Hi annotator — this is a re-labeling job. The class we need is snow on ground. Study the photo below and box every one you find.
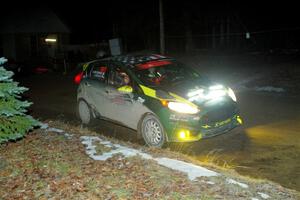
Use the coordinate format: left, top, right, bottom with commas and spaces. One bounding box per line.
155, 157, 218, 180
251, 192, 271, 200
80, 136, 153, 161
233, 82, 286, 93
232, 75, 286, 93
258, 192, 270, 199
226, 178, 249, 189
254, 86, 285, 92
232, 74, 264, 92
80, 136, 277, 198
40, 123, 73, 139
39, 124, 274, 199
78, 135, 256, 189
39, 123, 49, 130
46, 127, 64, 133
80, 136, 218, 180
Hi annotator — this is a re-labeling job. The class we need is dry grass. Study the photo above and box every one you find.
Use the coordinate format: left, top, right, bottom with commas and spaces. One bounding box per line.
1, 121, 299, 199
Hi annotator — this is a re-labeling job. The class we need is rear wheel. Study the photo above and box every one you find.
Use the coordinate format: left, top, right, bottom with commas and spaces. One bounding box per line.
78, 100, 93, 125
140, 114, 166, 148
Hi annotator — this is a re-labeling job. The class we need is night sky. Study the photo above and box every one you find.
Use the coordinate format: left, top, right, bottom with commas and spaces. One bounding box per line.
2, 1, 300, 46
54, 1, 300, 45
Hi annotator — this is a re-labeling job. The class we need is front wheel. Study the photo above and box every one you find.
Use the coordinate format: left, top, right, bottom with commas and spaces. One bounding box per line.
140, 114, 166, 148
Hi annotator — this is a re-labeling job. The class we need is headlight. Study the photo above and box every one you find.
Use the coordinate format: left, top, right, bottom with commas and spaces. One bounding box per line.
209, 84, 224, 90
228, 88, 237, 102
206, 90, 227, 99
168, 102, 199, 114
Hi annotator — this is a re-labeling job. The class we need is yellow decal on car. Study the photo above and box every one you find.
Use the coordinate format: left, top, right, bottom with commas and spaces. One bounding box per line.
118, 85, 133, 93
139, 84, 198, 108
202, 124, 211, 129
215, 118, 231, 127
139, 85, 157, 99
83, 63, 89, 71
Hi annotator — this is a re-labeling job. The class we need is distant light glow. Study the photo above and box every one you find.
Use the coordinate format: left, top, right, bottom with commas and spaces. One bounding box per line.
246, 32, 251, 39
45, 38, 57, 42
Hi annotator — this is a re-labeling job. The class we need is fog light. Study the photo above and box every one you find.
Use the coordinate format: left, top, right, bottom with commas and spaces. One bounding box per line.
237, 115, 243, 124
178, 130, 190, 139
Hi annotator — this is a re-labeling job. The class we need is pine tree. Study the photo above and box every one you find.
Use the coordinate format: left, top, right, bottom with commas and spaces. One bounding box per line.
0, 57, 38, 143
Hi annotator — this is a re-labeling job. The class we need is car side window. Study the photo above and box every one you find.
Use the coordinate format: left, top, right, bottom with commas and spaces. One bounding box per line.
108, 66, 131, 88
90, 62, 108, 82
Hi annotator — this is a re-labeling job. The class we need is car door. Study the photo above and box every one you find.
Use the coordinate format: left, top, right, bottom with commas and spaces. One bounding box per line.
85, 61, 111, 118
103, 64, 149, 129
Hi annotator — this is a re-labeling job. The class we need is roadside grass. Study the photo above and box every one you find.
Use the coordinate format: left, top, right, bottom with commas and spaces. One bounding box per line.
0, 121, 299, 199
200, 149, 238, 169
0, 129, 208, 199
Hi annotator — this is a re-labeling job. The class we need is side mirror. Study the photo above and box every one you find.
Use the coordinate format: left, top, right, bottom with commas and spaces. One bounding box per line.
117, 85, 133, 93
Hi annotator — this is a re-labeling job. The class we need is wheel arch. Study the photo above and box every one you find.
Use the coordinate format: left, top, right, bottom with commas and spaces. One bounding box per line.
77, 98, 99, 119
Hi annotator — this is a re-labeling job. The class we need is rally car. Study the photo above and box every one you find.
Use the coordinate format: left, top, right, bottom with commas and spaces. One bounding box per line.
75, 54, 242, 147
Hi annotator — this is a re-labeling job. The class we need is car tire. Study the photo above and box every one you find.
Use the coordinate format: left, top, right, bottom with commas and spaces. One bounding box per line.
78, 100, 94, 125
140, 114, 166, 148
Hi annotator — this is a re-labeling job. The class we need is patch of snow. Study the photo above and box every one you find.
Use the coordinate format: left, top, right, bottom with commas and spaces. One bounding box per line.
63, 133, 73, 139
251, 198, 259, 200
232, 74, 263, 92
39, 123, 49, 129
206, 181, 215, 185
40, 124, 73, 138
80, 136, 153, 161
155, 157, 219, 180
237, 74, 262, 85
226, 178, 249, 189
46, 127, 64, 133
258, 192, 270, 199
201, 180, 216, 185
254, 86, 285, 92
80, 136, 219, 181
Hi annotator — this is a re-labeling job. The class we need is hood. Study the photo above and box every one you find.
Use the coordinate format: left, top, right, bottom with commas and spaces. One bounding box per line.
161, 78, 213, 97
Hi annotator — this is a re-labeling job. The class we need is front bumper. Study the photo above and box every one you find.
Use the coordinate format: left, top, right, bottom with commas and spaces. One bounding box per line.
167, 114, 242, 142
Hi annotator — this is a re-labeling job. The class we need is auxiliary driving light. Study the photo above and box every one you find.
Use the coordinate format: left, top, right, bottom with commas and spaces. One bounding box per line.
237, 115, 243, 124
178, 130, 190, 140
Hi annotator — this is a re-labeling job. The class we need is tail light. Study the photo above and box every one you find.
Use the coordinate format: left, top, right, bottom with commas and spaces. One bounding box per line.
74, 72, 83, 84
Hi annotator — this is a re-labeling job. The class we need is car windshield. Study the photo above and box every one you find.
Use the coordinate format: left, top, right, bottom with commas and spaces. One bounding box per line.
134, 60, 201, 87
